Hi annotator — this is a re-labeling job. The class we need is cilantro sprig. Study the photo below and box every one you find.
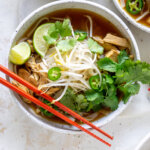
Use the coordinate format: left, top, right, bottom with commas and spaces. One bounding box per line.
43, 19, 76, 52
97, 50, 150, 104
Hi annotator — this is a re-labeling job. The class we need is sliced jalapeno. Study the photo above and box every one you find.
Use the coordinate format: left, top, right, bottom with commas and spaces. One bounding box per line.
75, 30, 87, 41
126, 0, 143, 15
89, 75, 100, 90
48, 67, 61, 81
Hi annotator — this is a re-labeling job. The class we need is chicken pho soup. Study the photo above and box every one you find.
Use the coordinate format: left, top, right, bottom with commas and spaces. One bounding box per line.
9, 9, 150, 124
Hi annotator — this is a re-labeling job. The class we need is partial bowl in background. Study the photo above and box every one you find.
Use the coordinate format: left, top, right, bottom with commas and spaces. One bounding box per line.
7, 0, 140, 133
135, 133, 150, 150
113, 0, 150, 33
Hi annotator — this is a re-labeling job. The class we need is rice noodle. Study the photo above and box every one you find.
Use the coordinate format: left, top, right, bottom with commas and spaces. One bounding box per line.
69, 20, 75, 37
49, 17, 64, 21
136, 11, 149, 21
85, 15, 93, 37
92, 54, 97, 63
62, 71, 83, 78
42, 58, 48, 67
52, 84, 68, 103
19, 37, 29, 42
26, 17, 50, 37
55, 47, 65, 64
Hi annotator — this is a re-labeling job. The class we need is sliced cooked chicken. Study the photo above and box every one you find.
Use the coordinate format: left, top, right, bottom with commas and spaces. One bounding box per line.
25, 56, 41, 72
103, 34, 130, 48
105, 49, 120, 62
27, 39, 35, 53
12, 80, 33, 103
18, 68, 30, 81
129, 55, 134, 60
46, 87, 60, 95
93, 36, 117, 51
93, 36, 104, 44
147, 16, 150, 24
18, 68, 38, 86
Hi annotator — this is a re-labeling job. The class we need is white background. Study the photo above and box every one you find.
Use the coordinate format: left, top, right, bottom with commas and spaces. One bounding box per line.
0, 0, 150, 150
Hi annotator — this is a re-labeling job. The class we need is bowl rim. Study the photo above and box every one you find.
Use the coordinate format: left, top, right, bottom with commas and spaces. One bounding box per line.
135, 132, 150, 150
7, 0, 140, 133
113, 0, 150, 33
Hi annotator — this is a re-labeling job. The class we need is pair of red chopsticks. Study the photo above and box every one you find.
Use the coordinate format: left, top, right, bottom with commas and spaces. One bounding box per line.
0, 64, 113, 146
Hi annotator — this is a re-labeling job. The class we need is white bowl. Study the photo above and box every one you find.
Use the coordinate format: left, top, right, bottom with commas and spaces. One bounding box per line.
113, 0, 150, 33
135, 133, 150, 150
7, 0, 140, 133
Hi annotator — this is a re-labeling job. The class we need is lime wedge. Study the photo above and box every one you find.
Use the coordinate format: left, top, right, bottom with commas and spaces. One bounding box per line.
9, 42, 31, 65
33, 23, 52, 57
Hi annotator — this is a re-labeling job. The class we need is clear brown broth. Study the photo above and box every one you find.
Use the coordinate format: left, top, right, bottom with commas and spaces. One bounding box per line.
19, 9, 123, 124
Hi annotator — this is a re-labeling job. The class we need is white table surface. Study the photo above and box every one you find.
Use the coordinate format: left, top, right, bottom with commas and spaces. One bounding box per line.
0, 0, 150, 150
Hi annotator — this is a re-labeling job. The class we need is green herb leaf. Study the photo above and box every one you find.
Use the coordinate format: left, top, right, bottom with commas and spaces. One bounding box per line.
118, 82, 140, 103
116, 60, 150, 84
118, 86, 131, 104
85, 90, 104, 102
43, 35, 57, 45
85, 90, 104, 112
103, 95, 119, 111
57, 39, 76, 52
40, 100, 53, 117
97, 57, 118, 72
75, 94, 89, 111
60, 88, 76, 111
88, 38, 104, 54
44, 19, 72, 45
55, 19, 72, 37
104, 74, 114, 84
125, 82, 140, 95
43, 23, 59, 45
118, 50, 129, 64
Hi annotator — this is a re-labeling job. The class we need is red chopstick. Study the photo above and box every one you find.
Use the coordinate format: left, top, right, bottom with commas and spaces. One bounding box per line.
0, 77, 111, 146
0, 65, 113, 140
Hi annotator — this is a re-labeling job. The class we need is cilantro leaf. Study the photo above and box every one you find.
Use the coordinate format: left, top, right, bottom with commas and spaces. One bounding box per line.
118, 86, 131, 103
118, 50, 129, 64
55, 19, 72, 37
118, 82, 140, 103
103, 95, 119, 111
43, 19, 72, 45
60, 88, 76, 111
60, 89, 89, 112
43, 35, 57, 45
88, 38, 104, 54
75, 94, 89, 111
43, 23, 59, 45
99, 75, 118, 110
85, 90, 104, 112
56, 39, 76, 52
85, 90, 104, 102
125, 82, 140, 95
97, 57, 118, 72
104, 74, 114, 84
116, 60, 150, 84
